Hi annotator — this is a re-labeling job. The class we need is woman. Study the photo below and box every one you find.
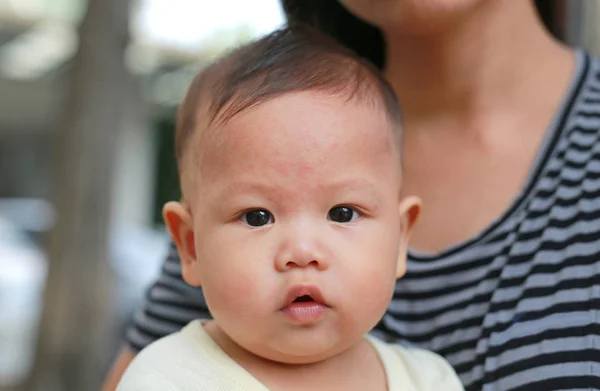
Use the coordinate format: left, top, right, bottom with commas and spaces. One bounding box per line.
105, 1, 600, 390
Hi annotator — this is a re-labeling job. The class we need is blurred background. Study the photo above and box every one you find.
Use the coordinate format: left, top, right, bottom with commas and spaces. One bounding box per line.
0, 1, 598, 390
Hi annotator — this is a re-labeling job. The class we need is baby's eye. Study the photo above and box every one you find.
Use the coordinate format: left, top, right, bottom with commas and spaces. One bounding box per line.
240, 209, 273, 227
328, 206, 359, 223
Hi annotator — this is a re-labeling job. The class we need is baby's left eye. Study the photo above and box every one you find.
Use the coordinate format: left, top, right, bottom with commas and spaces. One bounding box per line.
328, 206, 359, 223
240, 209, 273, 227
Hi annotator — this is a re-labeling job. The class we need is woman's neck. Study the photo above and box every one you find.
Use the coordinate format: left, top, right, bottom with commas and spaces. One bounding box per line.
384, 0, 573, 124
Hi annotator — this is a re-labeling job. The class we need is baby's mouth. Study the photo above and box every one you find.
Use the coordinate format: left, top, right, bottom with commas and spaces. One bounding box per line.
280, 286, 329, 324
293, 295, 315, 303
281, 284, 329, 309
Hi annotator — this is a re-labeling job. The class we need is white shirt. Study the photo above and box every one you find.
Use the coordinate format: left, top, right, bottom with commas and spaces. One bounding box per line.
117, 320, 464, 391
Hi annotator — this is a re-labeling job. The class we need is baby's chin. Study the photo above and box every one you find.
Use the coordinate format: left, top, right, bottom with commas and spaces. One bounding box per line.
241, 331, 362, 365
207, 318, 372, 366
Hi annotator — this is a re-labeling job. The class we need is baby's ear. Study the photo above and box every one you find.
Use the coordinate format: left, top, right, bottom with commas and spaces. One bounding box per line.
396, 196, 421, 279
163, 201, 202, 286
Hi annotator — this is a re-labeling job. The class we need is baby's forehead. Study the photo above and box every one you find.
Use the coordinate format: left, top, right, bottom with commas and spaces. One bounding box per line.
175, 27, 404, 203
205, 89, 393, 139
190, 91, 400, 174
179, 94, 402, 204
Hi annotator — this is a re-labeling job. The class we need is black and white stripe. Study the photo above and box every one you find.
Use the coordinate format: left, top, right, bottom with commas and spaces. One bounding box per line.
381, 50, 600, 390
127, 243, 211, 351
127, 50, 600, 390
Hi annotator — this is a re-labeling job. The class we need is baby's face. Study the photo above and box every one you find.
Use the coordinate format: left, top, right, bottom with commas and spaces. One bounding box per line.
169, 91, 419, 364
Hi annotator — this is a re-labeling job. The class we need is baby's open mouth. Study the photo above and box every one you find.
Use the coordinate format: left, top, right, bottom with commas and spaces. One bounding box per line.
281, 287, 328, 324
293, 295, 315, 303
282, 284, 329, 309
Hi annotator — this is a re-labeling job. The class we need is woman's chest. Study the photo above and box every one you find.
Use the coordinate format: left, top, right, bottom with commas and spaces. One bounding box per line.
387, 213, 600, 389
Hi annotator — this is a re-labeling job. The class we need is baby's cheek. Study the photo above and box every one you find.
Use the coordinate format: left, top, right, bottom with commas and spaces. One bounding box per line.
203, 269, 265, 321
350, 256, 398, 308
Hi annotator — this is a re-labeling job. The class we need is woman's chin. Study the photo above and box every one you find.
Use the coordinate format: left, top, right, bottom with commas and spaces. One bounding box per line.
339, 0, 485, 35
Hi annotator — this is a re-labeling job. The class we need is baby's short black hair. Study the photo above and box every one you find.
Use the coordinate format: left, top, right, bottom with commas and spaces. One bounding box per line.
175, 25, 402, 179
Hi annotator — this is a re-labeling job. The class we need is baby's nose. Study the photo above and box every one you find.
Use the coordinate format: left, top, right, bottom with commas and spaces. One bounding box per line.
274, 230, 328, 272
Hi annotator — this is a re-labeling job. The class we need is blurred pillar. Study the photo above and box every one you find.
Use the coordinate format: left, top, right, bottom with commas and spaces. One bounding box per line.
23, 0, 133, 389
565, 0, 600, 55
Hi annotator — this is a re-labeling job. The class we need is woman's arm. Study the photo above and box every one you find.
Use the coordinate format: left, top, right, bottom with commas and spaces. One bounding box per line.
101, 346, 136, 391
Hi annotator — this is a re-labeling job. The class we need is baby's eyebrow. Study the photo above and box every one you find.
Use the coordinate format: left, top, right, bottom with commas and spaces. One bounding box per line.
322, 179, 383, 200
218, 181, 281, 199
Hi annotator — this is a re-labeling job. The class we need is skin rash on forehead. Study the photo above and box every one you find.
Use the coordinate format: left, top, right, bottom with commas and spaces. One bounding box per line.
191, 92, 401, 192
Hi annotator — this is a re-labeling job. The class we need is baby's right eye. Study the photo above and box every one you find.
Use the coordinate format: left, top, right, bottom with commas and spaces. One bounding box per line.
240, 209, 273, 227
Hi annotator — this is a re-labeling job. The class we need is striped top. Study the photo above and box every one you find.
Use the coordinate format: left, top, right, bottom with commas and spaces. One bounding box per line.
127, 50, 600, 390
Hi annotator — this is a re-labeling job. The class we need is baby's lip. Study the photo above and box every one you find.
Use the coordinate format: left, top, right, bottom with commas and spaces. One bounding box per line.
281, 284, 328, 308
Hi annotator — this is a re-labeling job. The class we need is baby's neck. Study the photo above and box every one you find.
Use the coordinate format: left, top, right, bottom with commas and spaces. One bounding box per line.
204, 321, 387, 391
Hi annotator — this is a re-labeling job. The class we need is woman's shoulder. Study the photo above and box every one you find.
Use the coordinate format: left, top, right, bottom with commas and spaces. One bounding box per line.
577, 50, 600, 98
587, 50, 600, 70
547, 49, 600, 150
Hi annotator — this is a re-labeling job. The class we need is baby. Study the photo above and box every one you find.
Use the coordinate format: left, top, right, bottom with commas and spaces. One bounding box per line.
117, 26, 463, 391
